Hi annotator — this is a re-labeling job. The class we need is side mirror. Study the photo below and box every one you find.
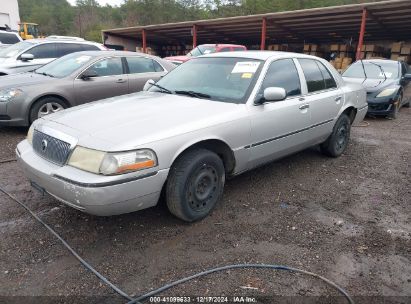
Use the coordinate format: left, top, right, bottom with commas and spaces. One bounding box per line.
143, 79, 155, 91
403, 73, 411, 80
80, 69, 98, 80
20, 53, 34, 61
258, 87, 287, 103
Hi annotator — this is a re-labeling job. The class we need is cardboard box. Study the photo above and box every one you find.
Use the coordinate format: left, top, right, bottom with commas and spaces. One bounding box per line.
342, 57, 352, 64
334, 61, 342, 69
303, 44, 311, 51
397, 55, 410, 63
341, 63, 350, 70
361, 44, 366, 51
400, 46, 411, 55
391, 42, 402, 53
366, 44, 382, 52
391, 54, 399, 60
335, 57, 343, 63
330, 44, 339, 51
311, 44, 318, 51
339, 52, 347, 58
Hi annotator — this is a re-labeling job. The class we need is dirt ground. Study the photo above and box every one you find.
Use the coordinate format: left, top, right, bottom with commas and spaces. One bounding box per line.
0, 109, 410, 304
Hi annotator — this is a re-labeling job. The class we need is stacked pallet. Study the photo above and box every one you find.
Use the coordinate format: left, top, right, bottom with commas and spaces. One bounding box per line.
391, 42, 411, 63
330, 44, 354, 59
330, 57, 352, 70
303, 44, 325, 58
362, 44, 386, 59
267, 44, 288, 51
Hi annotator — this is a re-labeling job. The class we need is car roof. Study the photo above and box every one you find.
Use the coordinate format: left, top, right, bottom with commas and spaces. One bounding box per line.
66, 50, 166, 59
27, 38, 100, 45
203, 51, 325, 61
200, 44, 246, 48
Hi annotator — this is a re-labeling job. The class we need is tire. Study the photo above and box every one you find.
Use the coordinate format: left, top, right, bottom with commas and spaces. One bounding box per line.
320, 113, 351, 158
29, 97, 67, 124
388, 92, 403, 119
166, 149, 225, 222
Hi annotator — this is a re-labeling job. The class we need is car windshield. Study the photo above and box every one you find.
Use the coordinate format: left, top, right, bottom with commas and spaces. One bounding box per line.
0, 41, 35, 58
189, 45, 217, 57
35, 53, 95, 78
149, 57, 263, 103
342, 61, 399, 79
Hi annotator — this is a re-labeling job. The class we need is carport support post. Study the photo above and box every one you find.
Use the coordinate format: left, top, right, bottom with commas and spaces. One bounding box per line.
356, 8, 367, 61
260, 17, 267, 50
142, 29, 147, 53
192, 24, 197, 48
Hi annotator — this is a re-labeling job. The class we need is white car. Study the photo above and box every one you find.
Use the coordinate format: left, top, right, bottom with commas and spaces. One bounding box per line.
0, 36, 107, 76
0, 29, 22, 49
17, 52, 367, 222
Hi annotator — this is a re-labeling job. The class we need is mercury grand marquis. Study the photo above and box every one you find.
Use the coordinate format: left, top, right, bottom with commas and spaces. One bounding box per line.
17, 52, 368, 222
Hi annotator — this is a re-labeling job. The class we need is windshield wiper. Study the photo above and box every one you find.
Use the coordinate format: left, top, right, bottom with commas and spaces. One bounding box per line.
369, 62, 387, 81
35, 71, 55, 78
150, 82, 174, 94
175, 90, 211, 99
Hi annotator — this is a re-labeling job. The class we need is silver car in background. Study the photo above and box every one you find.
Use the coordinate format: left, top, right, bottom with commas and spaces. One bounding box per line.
0, 51, 175, 126
17, 52, 367, 222
0, 37, 106, 76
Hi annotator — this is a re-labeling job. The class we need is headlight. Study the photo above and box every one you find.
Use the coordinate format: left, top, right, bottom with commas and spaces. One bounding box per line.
67, 147, 157, 175
376, 88, 396, 98
0, 88, 23, 102
27, 124, 34, 145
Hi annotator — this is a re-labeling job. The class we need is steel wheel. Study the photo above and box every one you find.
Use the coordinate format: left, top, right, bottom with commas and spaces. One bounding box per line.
38, 102, 65, 118
187, 164, 219, 212
335, 122, 348, 154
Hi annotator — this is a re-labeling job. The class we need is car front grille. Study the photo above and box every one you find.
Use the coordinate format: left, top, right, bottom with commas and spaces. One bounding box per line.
368, 103, 390, 111
32, 130, 71, 166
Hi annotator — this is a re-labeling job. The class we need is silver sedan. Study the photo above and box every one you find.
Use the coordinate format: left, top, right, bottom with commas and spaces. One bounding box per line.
17, 51, 367, 222
0, 50, 175, 126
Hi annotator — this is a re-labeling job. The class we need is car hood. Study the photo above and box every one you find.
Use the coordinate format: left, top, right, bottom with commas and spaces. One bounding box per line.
0, 72, 55, 88
342, 77, 398, 93
42, 91, 245, 149
164, 55, 190, 62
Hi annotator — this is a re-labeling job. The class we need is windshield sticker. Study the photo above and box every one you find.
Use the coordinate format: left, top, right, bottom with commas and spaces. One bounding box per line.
232, 62, 260, 74
241, 73, 253, 79
75, 55, 92, 64
379, 72, 392, 78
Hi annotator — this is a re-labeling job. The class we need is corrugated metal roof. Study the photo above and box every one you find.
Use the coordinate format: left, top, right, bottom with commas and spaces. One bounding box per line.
102, 0, 411, 44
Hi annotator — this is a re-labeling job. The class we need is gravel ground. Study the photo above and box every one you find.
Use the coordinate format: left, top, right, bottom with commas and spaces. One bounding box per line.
0, 109, 410, 304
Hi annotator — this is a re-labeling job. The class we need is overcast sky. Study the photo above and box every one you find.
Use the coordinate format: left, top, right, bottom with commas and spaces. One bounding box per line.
67, 0, 124, 6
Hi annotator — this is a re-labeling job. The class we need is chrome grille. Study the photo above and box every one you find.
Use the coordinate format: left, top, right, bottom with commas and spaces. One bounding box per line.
32, 130, 71, 165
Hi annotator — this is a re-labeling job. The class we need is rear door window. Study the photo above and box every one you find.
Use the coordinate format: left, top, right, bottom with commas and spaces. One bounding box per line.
219, 47, 231, 52
86, 57, 123, 77
298, 58, 326, 93
0, 32, 20, 44
25, 43, 57, 59
316, 61, 337, 89
56, 43, 83, 57
81, 44, 100, 51
232, 47, 245, 51
126, 57, 158, 73
260, 58, 301, 97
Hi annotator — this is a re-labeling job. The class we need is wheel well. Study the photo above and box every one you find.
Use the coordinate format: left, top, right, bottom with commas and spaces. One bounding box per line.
342, 107, 357, 124
177, 139, 236, 174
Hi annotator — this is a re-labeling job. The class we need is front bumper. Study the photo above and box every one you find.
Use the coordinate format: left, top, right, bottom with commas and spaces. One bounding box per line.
0, 99, 28, 127
366, 96, 396, 115
16, 140, 169, 216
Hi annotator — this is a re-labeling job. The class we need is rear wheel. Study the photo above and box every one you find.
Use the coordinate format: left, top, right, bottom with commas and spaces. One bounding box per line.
388, 94, 401, 119
30, 97, 67, 123
166, 149, 225, 222
320, 114, 351, 158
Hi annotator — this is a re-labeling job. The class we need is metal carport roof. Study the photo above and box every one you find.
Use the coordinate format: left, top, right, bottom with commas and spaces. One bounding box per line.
102, 0, 411, 48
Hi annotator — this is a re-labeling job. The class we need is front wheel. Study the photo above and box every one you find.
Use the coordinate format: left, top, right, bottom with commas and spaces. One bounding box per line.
166, 149, 225, 222
29, 97, 67, 124
320, 114, 351, 158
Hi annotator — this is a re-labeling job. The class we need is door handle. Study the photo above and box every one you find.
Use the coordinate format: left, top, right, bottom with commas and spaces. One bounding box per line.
116, 79, 126, 83
335, 96, 342, 102
299, 104, 310, 110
